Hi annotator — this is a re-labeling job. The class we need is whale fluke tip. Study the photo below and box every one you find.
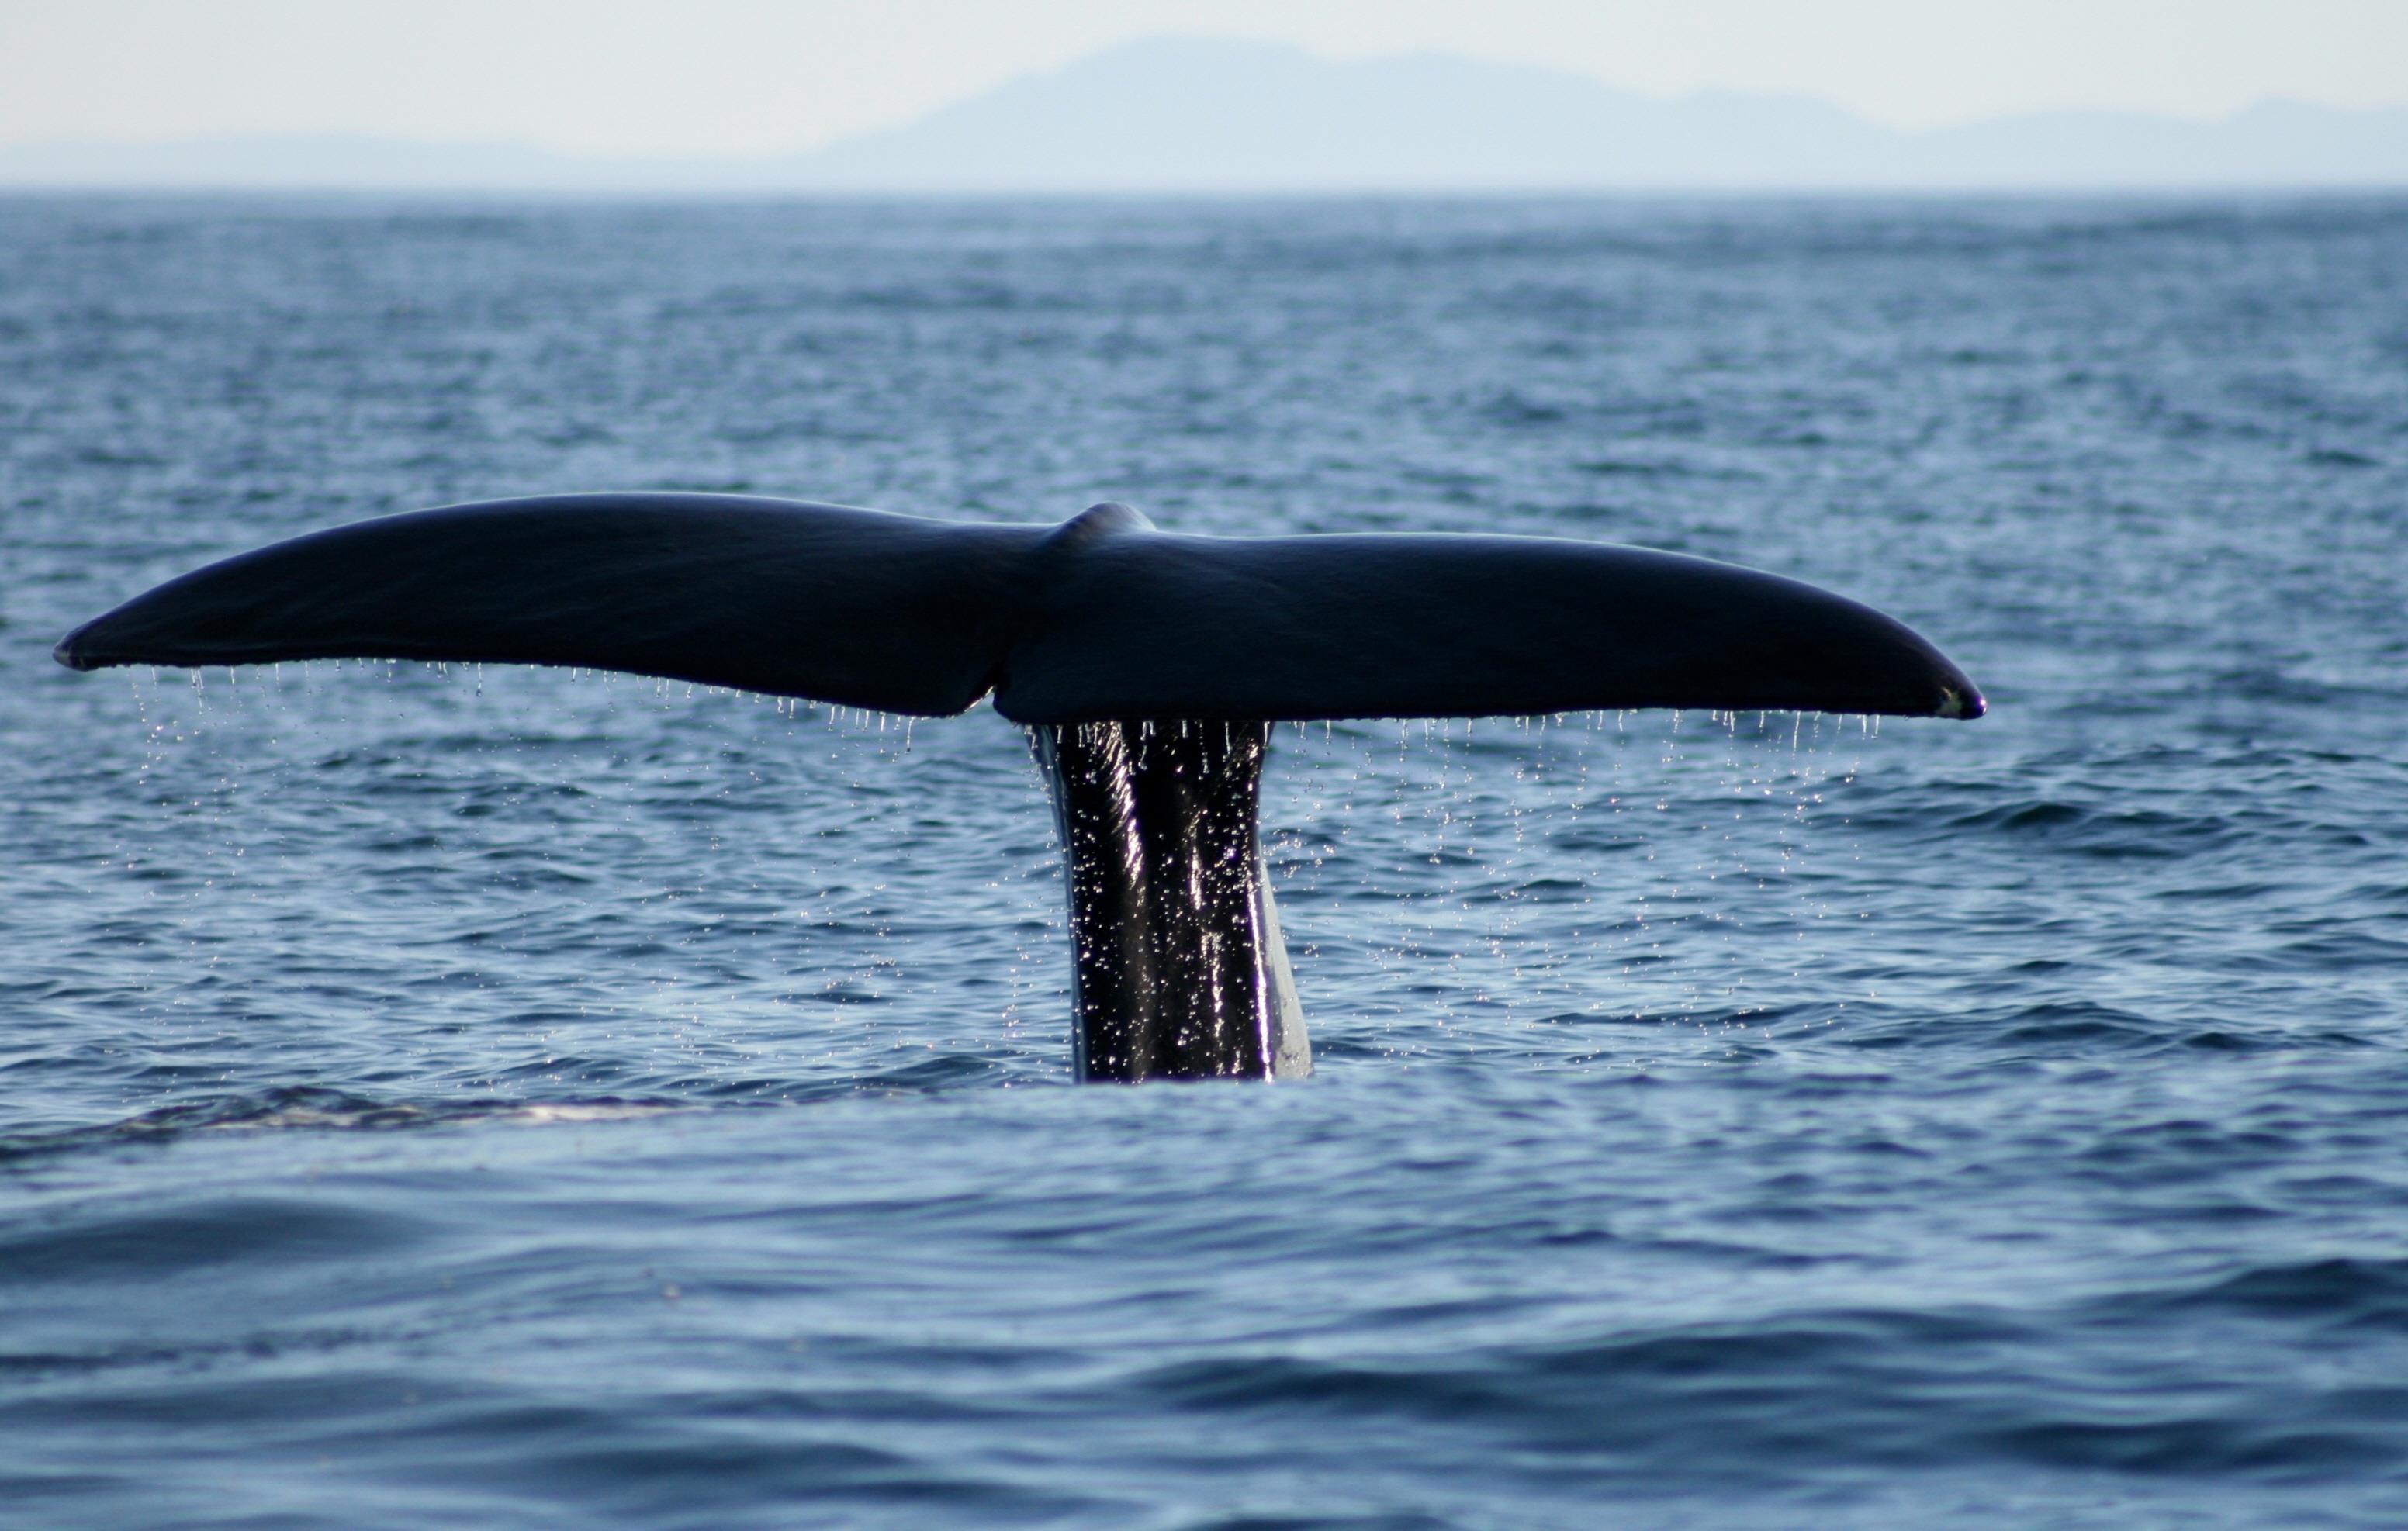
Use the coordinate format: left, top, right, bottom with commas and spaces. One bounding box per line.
53, 628, 99, 671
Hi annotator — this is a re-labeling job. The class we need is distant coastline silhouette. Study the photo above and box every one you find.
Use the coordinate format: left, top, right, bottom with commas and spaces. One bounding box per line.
4, 37, 2403, 192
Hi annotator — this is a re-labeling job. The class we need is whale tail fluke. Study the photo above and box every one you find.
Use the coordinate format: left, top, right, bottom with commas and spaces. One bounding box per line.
54, 494, 1036, 717
56, 494, 1983, 723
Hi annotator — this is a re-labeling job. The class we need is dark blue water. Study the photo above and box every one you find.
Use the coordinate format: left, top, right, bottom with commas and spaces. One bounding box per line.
5, 195, 2407, 1528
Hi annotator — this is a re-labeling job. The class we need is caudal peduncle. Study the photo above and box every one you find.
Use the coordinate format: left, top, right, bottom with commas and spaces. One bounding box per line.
1032, 719, 1309, 1082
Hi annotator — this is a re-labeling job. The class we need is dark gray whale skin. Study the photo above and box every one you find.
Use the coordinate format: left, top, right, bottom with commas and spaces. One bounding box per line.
1035, 720, 1310, 1083
57, 494, 1983, 1082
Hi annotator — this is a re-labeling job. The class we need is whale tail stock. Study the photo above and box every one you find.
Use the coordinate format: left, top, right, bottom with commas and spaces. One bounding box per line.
56, 494, 1984, 1082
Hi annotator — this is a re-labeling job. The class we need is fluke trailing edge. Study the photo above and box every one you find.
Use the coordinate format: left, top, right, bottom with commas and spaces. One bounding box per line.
57, 494, 1984, 1082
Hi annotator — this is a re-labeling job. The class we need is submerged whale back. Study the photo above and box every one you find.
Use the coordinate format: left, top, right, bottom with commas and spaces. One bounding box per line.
56, 494, 1982, 722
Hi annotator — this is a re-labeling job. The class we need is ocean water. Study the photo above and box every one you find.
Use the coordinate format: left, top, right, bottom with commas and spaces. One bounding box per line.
3, 194, 2407, 1528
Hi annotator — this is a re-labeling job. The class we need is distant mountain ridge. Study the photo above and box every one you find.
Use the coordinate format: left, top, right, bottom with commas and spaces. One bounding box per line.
6, 36, 2405, 192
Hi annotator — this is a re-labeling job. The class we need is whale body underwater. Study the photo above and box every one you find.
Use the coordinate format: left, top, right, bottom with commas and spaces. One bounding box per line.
57, 494, 1984, 1082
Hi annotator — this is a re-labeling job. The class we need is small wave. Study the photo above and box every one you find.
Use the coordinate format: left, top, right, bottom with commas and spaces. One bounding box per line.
1994, 1001, 2169, 1052
1139, 1304, 2392, 1481
0, 1086, 680, 1163
2140, 1256, 2408, 1332
1572, 456, 1689, 479
0, 1198, 415, 1284
1831, 1001, 2289, 1061
854, 1053, 1009, 1094
0, 1325, 389, 1381
1936, 799, 2239, 859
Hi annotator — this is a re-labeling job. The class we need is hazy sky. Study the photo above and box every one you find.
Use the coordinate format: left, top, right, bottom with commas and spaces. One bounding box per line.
3, 1, 2403, 154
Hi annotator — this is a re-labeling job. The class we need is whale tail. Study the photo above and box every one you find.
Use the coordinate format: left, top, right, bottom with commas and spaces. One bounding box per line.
57, 493, 1982, 1083
55, 494, 1982, 724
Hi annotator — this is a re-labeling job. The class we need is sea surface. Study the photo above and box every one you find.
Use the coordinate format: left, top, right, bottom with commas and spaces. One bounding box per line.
3, 195, 2406, 1528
